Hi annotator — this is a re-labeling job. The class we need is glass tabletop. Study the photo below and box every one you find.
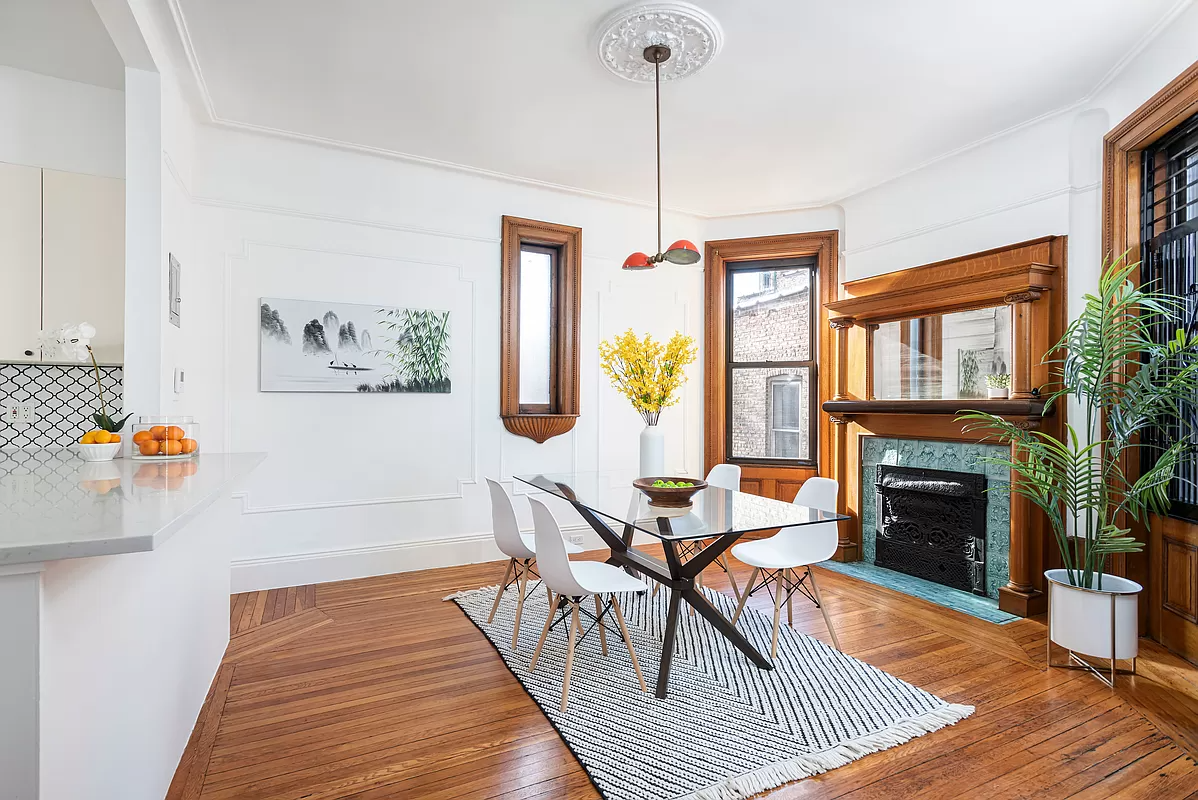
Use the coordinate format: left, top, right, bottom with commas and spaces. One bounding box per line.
513, 470, 847, 541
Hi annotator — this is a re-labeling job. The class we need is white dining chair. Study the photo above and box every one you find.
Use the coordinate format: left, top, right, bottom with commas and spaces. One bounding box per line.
485, 478, 582, 651
526, 497, 648, 712
730, 476, 841, 658
652, 464, 743, 607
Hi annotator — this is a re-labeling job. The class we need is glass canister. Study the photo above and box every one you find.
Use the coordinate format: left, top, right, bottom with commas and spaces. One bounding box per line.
130, 415, 201, 460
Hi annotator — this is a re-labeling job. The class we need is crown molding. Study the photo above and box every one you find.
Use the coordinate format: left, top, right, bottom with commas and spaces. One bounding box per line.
163, 0, 1192, 220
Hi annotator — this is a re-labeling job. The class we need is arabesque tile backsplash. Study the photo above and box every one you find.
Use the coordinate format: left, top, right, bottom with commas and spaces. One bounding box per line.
0, 361, 124, 450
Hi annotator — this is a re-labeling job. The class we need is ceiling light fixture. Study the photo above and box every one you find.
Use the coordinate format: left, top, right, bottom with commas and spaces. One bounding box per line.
622, 44, 700, 270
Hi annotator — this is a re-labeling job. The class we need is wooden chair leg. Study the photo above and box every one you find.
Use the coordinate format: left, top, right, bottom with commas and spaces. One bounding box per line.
771, 569, 785, 659
530, 591, 557, 671
594, 595, 608, 656
651, 581, 661, 599
786, 568, 794, 626
721, 554, 742, 603
732, 567, 759, 624
808, 566, 841, 650
690, 572, 698, 617
611, 595, 647, 692
487, 558, 515, 623
561, 601, 580, 712
512, 559, 530, 650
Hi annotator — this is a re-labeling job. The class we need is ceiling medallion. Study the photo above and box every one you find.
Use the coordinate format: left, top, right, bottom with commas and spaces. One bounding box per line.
595, 2, 724, 83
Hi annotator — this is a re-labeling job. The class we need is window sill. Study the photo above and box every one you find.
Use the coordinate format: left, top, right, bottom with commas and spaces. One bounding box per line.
502, 414, 579, 444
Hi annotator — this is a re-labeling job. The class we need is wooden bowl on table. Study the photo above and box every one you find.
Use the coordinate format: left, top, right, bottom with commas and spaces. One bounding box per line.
633, 477, 708, 509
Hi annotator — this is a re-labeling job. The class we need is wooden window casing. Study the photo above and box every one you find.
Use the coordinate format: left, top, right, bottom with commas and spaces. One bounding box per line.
500, 216, 581, 443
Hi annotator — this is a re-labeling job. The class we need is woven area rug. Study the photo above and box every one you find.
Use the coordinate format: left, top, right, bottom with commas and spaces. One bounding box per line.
448, 583, 973, 800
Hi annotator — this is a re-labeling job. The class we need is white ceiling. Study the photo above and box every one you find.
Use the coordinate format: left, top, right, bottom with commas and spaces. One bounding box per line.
176, 0, 1181, 215
0, 0, 125, 90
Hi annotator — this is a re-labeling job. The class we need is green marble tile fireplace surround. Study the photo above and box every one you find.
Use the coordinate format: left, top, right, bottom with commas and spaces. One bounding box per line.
839, 436, 1014, 619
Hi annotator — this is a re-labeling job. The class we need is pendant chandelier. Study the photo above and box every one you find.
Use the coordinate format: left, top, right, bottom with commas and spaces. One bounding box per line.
622, 44, 700, 270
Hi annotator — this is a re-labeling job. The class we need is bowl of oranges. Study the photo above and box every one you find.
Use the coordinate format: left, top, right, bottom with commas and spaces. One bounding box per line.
77, 429, 122, 461
130, 416, 200, 460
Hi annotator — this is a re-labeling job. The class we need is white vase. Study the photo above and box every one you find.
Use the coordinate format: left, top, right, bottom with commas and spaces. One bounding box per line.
1045, 568, 1141, 662
639, 424, 665, 478
987, 387, 1009, 399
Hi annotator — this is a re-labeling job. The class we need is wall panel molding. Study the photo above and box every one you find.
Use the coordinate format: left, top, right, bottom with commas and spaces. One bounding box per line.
221, 238, 478, 514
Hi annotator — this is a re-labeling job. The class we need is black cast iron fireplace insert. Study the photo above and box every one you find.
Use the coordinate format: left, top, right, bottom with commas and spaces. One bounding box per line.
875, 465, 988, 595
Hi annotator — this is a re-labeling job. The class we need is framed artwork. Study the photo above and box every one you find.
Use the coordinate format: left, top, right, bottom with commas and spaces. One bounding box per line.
957, 347, 993, 399
259, 297, 450, 393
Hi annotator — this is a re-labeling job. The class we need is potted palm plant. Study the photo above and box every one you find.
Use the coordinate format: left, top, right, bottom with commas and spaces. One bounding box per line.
959, 256, 1198, 683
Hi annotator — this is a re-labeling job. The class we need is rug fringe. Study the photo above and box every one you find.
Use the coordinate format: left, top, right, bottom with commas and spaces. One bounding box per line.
674, 703, 976, 800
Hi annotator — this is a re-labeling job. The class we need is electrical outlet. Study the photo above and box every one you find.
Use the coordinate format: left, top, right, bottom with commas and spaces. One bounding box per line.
568, 534, 585, 547
2, 401, 36, 426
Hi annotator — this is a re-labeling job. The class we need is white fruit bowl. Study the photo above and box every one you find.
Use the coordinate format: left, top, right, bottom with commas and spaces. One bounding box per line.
77, 442, 121, 462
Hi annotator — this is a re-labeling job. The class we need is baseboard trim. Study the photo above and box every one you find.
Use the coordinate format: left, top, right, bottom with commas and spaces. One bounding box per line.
230, 525, 614, 593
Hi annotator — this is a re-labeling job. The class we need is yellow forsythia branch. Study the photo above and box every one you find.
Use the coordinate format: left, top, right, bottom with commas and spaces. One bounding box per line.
598, 329, 698, 422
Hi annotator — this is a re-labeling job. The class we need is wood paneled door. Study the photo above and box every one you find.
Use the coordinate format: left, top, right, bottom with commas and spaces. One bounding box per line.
703, 232, 842, 540
1103, 58, 1198, 664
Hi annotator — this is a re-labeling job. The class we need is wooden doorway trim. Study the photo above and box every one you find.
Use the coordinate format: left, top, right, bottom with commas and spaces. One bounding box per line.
703, 231, 846, 553
1102, 59, 1198, 660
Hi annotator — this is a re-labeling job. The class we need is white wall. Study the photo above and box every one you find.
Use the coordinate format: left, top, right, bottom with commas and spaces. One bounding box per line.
186, 127, 705, 590
0, 65, 124, 177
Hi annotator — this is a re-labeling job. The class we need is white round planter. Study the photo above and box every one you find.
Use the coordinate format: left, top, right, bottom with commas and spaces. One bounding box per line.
639, 424, 665, 478
1045, 568, 1140, 661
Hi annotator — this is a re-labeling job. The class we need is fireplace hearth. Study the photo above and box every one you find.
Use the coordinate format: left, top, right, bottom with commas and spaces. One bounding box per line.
875, 465, 988, 595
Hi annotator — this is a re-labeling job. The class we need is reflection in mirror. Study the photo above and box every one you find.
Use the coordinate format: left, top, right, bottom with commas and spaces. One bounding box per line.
518, 246, 555, 407
872, 305, 1012, 400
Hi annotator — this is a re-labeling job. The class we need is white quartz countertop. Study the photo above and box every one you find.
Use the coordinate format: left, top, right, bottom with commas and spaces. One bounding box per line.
0, 451, 265, 565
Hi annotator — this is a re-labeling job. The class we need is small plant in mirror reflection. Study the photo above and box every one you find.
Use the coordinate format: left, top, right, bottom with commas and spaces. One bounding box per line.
985, 373, 1011, 390
598, 329, 697, 425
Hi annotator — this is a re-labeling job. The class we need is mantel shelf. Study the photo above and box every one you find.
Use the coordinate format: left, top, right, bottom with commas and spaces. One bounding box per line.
822, 398, 1052, 419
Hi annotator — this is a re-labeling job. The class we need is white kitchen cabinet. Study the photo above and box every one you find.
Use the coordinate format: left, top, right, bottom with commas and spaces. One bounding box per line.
0, 163, 125, 364
41, 169, 125, 363
0, 162, 43, 361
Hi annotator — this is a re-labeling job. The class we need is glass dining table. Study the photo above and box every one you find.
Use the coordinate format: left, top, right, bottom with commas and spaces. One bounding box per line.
514, 470, 848, 699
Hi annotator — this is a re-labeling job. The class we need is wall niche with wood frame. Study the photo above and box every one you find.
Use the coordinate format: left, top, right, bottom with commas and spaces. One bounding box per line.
499, 216, 582, 443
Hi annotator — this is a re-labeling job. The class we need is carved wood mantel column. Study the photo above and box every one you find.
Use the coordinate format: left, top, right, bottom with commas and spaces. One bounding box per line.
1005, 290, 1043, 401
828, 414, 857, 561
829, 317, 856, 402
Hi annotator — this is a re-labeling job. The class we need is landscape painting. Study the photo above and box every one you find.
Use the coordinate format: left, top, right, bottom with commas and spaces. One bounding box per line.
259, 297, 451, 393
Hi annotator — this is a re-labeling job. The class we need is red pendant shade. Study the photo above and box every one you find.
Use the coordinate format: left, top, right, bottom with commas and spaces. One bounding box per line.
622, 251, 653, 270
665, 240, 701, 265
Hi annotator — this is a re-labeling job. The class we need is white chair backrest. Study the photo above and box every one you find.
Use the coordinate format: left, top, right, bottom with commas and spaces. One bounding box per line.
705, 463, 742, 492
777, 476, 840, 564
529, 497, 589, 597
486, 478, 534, 560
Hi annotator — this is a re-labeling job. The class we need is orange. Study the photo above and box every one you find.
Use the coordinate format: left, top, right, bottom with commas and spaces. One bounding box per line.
166, 425, 185, 441
132, 430, 152, 445
93, 430, 112, 444
180, 438, 198, 454
108, 434, 120, 444
139, 439, 161, 456
79, 430, 97, 444
150, 425, 167, 441
162, 440, 183, 456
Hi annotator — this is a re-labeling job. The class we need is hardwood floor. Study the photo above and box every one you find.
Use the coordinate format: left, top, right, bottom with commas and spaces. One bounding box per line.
168, 549, 1198, 799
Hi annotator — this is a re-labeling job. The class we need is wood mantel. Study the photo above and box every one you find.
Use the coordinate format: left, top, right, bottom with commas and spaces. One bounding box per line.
824, 236, 1068, 617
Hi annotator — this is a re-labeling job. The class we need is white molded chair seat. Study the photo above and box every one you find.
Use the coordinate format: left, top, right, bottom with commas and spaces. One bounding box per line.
527, 496, 648, 711
730, 476, 842, 658
484, 478, 582, 652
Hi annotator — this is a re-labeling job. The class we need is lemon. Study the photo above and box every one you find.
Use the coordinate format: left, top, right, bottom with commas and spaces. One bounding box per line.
93, 430, 112, 444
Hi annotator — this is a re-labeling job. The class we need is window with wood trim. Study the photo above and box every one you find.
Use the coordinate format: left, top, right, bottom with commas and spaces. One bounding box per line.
500, 216, 581, 443
1140, 113, 1198, 523
726, 257, 817, 466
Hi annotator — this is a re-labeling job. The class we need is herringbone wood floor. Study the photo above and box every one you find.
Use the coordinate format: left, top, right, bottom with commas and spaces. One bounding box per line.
167, 549, 1198, 799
